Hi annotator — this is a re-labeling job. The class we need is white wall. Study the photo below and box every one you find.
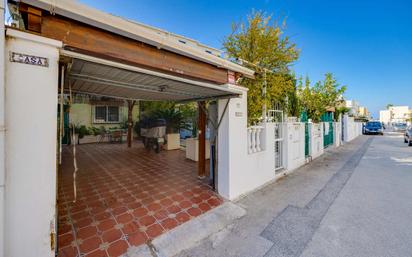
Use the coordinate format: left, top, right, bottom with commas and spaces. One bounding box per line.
0, 1, 6, 255
217, 87, 276, 200
310, 123, 324, 159
334, 122, 342, 147
216, 92, 360, 200
284, 122, 305, 171
342, 114, 362, 142
5, 29, 61, 257
390, 106, 410, 123
379, 110, 391, 123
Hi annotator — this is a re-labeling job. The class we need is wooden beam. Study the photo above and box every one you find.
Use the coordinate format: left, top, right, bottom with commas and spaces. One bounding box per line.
19, 3, 42, 33
197, 101, 206, 178
39, 14, 229, 84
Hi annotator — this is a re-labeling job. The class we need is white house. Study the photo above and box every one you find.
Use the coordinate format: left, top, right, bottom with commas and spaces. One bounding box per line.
380, 106, 411, 124
345, 100, 360, 117
379, 110, 391, 123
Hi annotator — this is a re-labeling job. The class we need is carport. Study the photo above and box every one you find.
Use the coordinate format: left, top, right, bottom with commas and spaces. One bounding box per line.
59, 48, 242, 176
56, 51, 244, 256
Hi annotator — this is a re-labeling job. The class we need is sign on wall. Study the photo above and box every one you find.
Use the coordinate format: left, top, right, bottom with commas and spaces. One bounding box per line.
9, 52, 49, 67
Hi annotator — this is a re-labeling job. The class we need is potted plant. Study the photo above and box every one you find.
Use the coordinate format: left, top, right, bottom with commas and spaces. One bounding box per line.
153, 108, 184, 150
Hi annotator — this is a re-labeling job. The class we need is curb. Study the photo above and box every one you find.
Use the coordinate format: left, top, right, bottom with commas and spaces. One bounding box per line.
123, 201, 247, 257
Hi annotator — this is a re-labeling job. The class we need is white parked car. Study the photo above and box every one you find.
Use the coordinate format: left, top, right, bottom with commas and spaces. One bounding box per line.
404, 126, 412, 146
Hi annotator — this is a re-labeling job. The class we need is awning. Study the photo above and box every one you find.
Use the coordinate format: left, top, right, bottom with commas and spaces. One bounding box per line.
61, 50, 243, 102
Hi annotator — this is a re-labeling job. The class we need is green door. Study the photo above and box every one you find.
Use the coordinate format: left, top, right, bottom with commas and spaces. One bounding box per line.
321, 112, 334, 148
300, 111, 309, 157
58, 105, 71, 144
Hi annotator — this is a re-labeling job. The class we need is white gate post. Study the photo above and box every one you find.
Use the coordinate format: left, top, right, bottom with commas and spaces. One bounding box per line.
217, 86, 248, 199
4, 29, 62, 257
0, 2, 6, 255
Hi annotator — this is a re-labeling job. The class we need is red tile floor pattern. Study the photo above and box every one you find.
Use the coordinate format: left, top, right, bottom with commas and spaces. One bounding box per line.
58, 142, 223, 257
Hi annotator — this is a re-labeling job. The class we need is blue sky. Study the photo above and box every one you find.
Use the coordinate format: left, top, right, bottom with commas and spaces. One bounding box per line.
79, 0, 412, 118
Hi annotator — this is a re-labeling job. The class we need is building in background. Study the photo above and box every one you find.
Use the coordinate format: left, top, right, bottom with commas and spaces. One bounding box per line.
379, 110, 391, 124
345, 100, 360, 117
379, 106, 411, 125
358, 106, 370, 119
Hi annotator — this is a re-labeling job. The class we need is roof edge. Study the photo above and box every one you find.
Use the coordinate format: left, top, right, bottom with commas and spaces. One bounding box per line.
19, 0, 255, 78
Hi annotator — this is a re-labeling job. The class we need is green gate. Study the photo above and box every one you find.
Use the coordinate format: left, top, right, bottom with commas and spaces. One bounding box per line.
58, 104, 71, 144
321, 112, 334, 148
300, 111, 309, 157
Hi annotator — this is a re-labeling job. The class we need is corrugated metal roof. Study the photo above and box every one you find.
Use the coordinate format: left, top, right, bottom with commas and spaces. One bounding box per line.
63, 50, 242, 102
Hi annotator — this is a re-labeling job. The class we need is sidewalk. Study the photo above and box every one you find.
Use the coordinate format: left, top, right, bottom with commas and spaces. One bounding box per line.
177, 136, 369, 257
125, 136, 369, 257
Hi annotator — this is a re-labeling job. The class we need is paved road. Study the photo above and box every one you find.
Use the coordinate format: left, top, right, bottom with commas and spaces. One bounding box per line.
177, 134, 412, 257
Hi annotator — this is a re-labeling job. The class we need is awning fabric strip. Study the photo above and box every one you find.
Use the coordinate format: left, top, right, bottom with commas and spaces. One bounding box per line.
61, 50, 243, 102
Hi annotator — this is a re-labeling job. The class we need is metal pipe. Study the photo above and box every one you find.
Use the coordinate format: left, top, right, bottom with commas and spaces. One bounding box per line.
59, 65, 64, 164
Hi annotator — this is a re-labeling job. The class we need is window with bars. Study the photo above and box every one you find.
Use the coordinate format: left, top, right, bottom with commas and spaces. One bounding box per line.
94, 105, 120, 123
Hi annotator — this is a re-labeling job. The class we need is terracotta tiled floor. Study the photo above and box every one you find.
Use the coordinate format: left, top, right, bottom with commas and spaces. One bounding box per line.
58, 142, 223, 257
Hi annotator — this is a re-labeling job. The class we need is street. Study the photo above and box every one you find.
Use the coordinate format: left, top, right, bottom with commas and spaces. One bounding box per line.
177, 133, 412, 257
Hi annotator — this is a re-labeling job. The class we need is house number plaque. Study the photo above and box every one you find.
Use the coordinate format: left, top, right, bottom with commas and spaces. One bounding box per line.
10, 52, 49, 67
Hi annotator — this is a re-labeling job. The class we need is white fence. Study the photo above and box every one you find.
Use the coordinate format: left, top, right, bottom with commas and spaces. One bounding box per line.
342, 114, 363, 142
310, 123, 324, 159
217, 87, 364, 200
284, 122, 305, 171
247, 126, 264, 154
334, 122, 342, 147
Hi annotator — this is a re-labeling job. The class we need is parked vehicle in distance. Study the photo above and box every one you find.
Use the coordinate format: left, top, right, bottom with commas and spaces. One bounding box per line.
363, 121, 384, 135
404, 126, 412, 146
393, 122, 408, 132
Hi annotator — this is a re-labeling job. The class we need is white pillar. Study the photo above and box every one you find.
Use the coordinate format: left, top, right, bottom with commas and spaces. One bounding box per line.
0, 1, 6, 256
217, 85, 248, 199
5, 29, 61, 257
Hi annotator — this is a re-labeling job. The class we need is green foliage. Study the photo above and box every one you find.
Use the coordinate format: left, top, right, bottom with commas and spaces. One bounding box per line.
120, 120, 129, 130
140, 101, 197, 134
75, 125, 89, 139
140, 101, 175, 116
386, 104, 393, 110
153, 108, 184, 133
286, 77, 301, 117
88, 126, 102, 136
334, 107, 350, 120
223, 11, 299, 124
298, 73, 346, 122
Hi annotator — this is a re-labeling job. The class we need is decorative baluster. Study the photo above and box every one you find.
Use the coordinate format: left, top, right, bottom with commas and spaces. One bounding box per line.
247, 128, 252, 154
251, 127, 256, 153
255, 127, 261, 152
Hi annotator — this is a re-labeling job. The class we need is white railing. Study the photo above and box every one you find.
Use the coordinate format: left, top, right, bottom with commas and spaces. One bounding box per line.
247, 125, 264, 154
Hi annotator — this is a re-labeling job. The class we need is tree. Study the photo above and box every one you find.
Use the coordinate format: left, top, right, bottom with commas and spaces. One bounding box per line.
223, 11, 299, 124
286, 76, 301, 117
334, 107, 350, 120
386, 104, 393, 110
298, 73, 346, 122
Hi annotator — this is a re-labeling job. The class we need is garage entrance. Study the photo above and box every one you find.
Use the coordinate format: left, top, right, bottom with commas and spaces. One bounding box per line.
57, 51, 241, 257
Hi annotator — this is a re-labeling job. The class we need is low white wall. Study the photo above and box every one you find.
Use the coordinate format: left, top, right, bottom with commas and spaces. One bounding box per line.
310, 123, 324, 159
217, 99, 360, 201
334, 122, 342, 147
5, 29, 61, 257
284, 122, 305, 171
343, 114, 363, 142
218, 87, 276, 200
